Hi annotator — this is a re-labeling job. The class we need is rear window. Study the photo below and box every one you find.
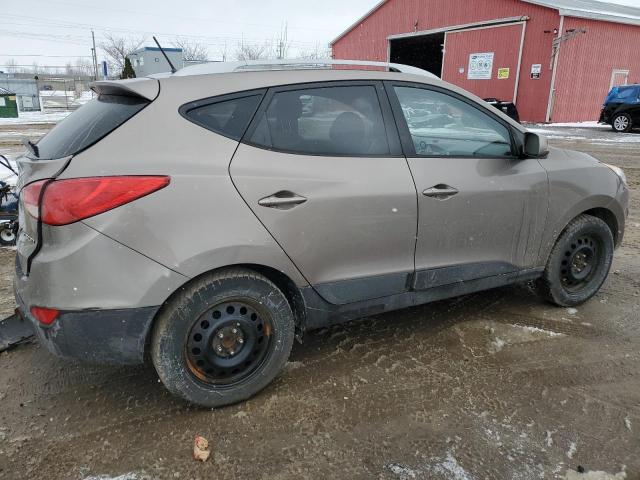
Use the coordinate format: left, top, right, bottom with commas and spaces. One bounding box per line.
34, 94, 149, 160
608, 86, 639, 103
182, 95, 263, 140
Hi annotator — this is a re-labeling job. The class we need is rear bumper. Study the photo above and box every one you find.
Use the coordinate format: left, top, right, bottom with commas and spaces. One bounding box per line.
13, 221, 188, 364
15, 289, 158, 365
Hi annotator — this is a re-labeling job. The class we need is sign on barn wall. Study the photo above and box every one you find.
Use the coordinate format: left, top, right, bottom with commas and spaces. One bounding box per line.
498, 68, 510, 79
467, 52, 494, 80
531, 64, 542, 79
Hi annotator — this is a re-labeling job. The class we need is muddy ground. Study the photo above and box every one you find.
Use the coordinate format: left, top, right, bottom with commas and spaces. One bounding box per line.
0, 123, 638, 480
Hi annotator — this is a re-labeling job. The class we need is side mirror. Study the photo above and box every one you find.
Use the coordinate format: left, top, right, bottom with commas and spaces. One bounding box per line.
524, 132, 549, 158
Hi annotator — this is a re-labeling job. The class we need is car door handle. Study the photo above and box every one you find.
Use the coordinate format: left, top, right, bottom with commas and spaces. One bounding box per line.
423, 185, 459, 199
258, 191, 307, 210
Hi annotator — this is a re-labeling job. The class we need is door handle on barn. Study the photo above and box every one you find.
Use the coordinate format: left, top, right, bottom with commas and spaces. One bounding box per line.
258, 192, 308, 210
423, 185, 459, 200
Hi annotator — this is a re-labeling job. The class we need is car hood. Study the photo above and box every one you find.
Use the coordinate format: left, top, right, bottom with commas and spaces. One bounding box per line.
547, 146, 601, 166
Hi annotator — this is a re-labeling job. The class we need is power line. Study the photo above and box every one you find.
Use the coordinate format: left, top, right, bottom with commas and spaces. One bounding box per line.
0, 14, 326, 48
0, 8, 338, 33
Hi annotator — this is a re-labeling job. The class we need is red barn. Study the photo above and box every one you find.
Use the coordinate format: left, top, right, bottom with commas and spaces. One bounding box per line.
331, 0, 640, 123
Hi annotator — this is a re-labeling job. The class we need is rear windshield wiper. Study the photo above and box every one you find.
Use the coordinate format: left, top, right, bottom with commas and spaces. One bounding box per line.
22, 139, 39, 158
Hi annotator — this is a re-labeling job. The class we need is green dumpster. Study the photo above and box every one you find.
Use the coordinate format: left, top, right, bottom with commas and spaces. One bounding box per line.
0, 87, 18, 118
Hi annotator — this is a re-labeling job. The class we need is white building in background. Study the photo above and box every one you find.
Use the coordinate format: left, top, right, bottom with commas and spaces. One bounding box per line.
0, 75, 41, 112
129, 47, 184, 77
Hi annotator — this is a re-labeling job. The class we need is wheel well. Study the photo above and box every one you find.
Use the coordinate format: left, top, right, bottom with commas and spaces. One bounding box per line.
144, 264, 307, 359
584, 208, 619, 245
238, 264, 307, 338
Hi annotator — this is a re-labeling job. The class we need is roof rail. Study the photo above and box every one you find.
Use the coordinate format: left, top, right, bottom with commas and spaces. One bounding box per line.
172, 59, 439, 79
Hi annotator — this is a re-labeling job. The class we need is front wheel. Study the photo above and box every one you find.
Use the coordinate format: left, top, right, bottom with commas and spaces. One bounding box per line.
536, 215, 614, 307
612, 113, 632, 133
151, 269, 295, 408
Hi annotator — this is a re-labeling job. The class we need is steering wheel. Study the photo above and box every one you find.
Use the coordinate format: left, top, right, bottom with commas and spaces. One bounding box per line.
418, 140, 446, 155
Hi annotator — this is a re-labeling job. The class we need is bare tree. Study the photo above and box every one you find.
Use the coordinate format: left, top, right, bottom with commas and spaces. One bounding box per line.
75, 58, 94, 77
100, 33, 145, 73
235, 42, 272, 61
298, 43, 331, 60
4, 58, 18, 73
173, 38, 209, 62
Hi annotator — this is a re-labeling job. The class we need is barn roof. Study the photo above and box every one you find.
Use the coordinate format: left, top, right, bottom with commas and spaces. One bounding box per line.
524, 0, 640, 25
330, 0, 640, 45
0, 87, 14, 95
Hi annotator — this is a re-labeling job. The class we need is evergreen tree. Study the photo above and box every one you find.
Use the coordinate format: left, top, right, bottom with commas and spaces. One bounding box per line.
120, 57, 136, 79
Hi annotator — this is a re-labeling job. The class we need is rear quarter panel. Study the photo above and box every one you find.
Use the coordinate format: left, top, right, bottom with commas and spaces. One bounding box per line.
59, 75, 309, 289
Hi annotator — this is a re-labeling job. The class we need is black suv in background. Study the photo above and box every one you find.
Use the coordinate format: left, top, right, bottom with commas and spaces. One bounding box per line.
599, 84, 640, 132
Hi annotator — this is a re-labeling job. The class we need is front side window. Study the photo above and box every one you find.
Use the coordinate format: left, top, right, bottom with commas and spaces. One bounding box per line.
249, 85, 390, 156
393, 86, 513, 158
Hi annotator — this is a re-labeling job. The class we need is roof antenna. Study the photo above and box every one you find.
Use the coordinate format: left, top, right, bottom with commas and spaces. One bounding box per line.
153, 36, 177, 74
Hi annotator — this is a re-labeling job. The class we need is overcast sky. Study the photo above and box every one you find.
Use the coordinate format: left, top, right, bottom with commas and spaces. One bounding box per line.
1, 0, 640, 73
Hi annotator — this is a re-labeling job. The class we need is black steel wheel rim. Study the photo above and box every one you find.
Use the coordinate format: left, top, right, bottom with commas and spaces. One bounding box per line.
185, 299, 273, 386
560, 234, 602, 292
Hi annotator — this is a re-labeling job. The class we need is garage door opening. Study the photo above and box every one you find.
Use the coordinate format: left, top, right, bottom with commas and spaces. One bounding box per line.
389, 33, 445, 77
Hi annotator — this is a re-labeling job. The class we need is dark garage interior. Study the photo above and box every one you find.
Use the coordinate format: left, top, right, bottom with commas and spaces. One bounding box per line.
389, 32, 445, 76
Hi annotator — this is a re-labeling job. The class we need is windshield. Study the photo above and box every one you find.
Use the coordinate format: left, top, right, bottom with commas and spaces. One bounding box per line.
33, 94, 149, 160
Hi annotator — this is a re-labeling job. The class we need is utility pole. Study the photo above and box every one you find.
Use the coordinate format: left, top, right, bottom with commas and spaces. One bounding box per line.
91, 30, 99, 80
277, 22, 288, 59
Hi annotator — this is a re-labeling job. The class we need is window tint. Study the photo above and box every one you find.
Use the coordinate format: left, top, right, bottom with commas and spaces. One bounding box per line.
184, 95, 262, 140
613, 87, 637, 102
249, 86, 390, 156
393, 86, 513, 158
35, 95, 148, 160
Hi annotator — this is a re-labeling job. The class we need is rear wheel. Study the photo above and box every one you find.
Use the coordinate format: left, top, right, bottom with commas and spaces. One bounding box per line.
536, 215, 614, 307
151, 268, 295, 408
612, 113, 632, 133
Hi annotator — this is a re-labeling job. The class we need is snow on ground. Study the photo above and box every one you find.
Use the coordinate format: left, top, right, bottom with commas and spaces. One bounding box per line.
82, 474, 146, 480
39, 90, 75, 97
0, 110, 71, 125
431, 452, 473, 480
525, 122, 640, 144
534, 121, 606, 129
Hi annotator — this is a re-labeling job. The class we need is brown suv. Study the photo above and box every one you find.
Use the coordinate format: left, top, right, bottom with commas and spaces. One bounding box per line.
14, 60, 629, 407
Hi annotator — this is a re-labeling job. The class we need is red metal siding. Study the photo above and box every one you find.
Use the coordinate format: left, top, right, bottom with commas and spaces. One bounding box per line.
552, 16, 640, 123
442, 24, 524, 102
332, 0, 562, 122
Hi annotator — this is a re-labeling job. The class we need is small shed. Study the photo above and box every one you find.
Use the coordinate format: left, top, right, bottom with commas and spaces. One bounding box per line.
0, 87, 18, 118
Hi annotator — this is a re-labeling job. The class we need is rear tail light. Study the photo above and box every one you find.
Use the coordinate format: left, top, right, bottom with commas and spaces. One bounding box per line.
30, 306, 59, 326
22, 176, 170, 226
22, 179, 47, 219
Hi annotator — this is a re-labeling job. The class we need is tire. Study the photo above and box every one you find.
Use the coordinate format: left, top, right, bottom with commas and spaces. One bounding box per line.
151, 268, 295, 408
536, 214, 614, 307
611, 113, 632, 133
0, 227, 16, 246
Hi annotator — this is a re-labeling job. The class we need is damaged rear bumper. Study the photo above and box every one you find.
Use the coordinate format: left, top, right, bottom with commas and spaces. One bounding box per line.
15, 291, 158, 365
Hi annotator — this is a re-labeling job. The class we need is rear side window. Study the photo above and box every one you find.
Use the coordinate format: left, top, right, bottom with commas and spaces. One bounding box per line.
248, 86, 390, 156
35, 95, 149, 160
182, 95, 263, 140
